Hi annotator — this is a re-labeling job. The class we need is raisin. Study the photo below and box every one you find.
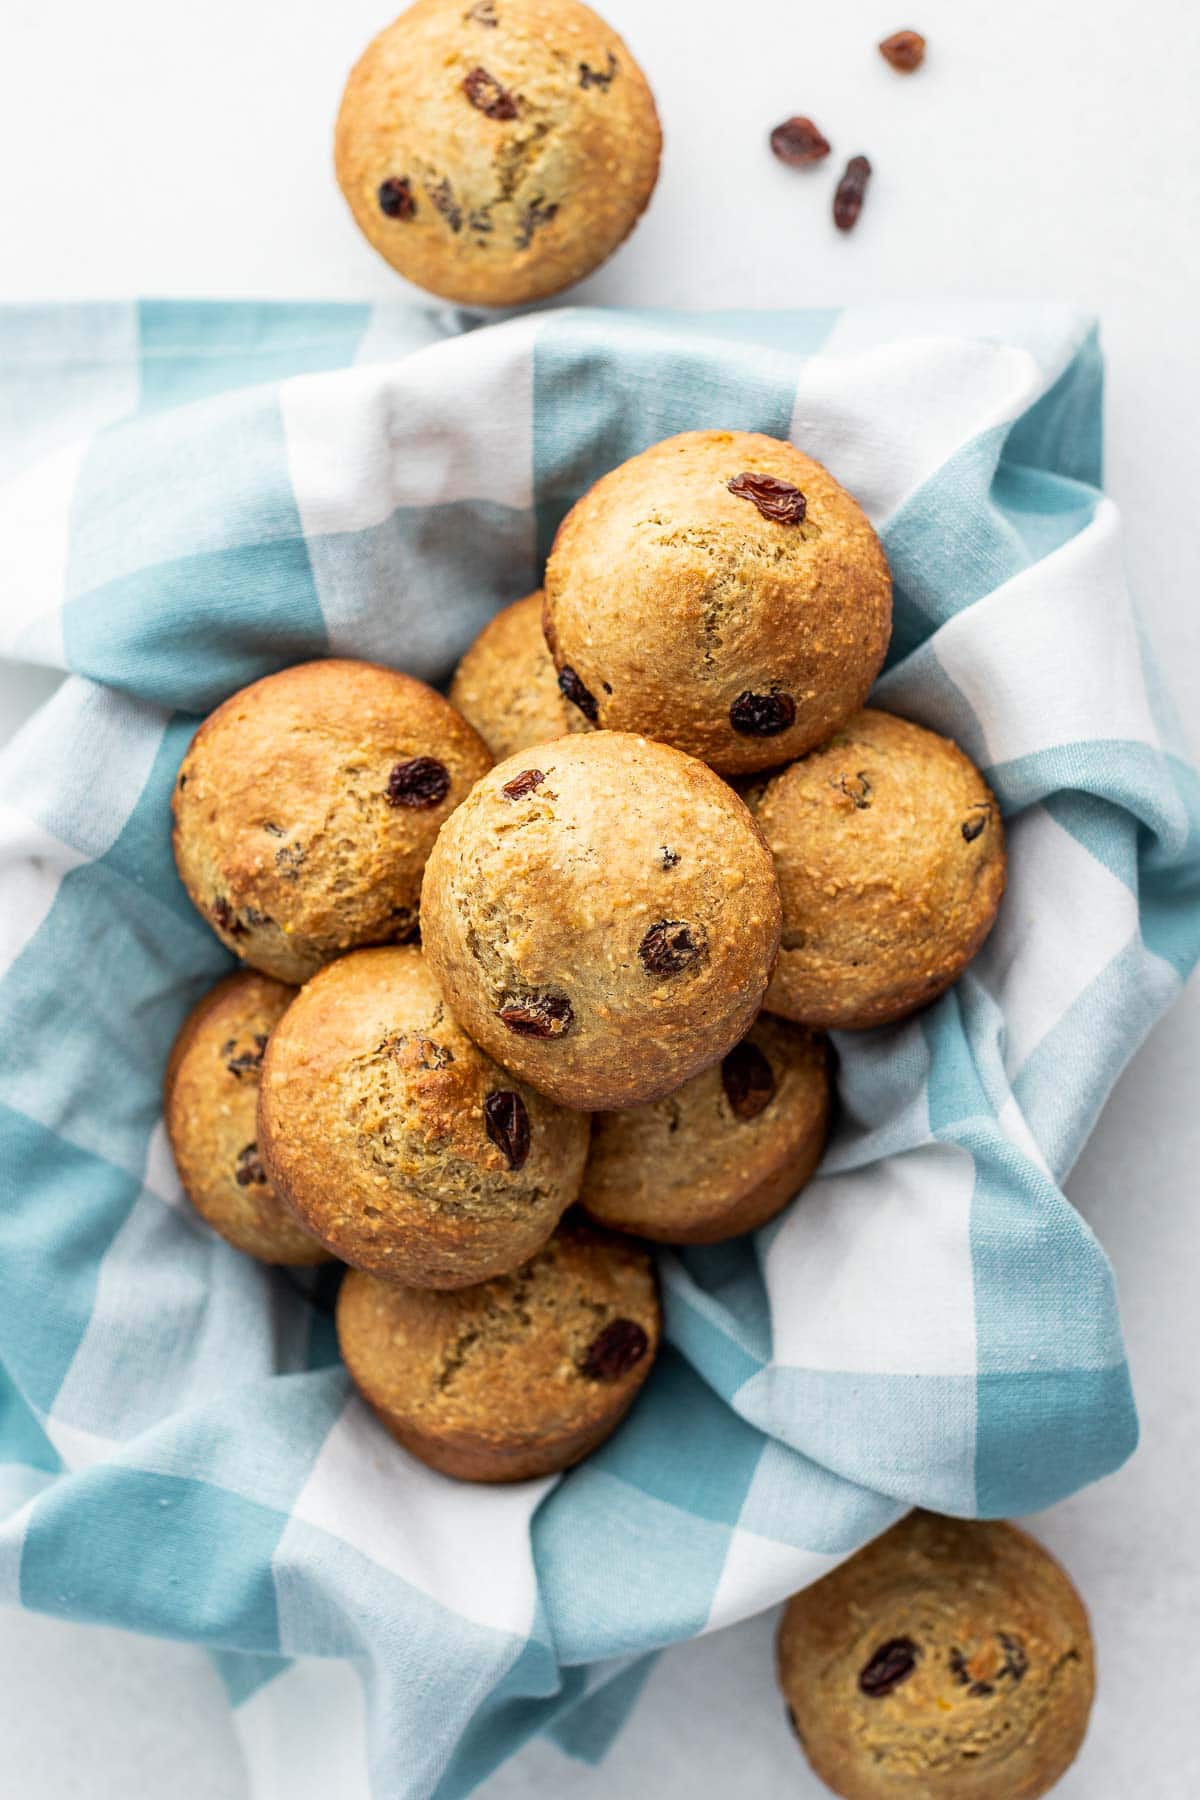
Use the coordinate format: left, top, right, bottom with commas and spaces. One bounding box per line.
497, 994, 573, 1038
226, 1034, 269, 1080
728, 470, 808, 524
211, 896, 247, 939
730, 690, 797, 736
501, 768, 545, 801
378, 177, 417, 220
834, 156, 872, 232
769, 116, 831, 166
838, 772, 873, 809
557, 665, 599, 722
962, 806, 991, 842
235, 1143, 267, 1187
483, 1090, 531, 1170
515, 196, 559, 250
639, 920, 706, 977
427, 178, 463, 232
998, 1633, 1028, 1682
661, 847, 680, 869
858, 1638, 919, 1697
262, 821, 285, 837
463, 66, 519, 120
579, 52, 618, 89
721, 1040, 776, 1120
465, 0, 497, 20
580, 1318, 649, 1380
387, 757, 450, 809
879, 29, 926, 71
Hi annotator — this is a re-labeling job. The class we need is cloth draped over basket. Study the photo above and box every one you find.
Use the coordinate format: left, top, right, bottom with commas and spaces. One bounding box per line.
1, 300, 1198, 1799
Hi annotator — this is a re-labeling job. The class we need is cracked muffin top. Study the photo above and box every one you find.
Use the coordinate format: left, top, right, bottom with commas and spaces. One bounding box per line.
334, 0, 661, 306
450, 591, 591, 761
419, 731, 782, 1111
777, 1512, 1095, 1800
257, 945, 588, 1286
542, 429, 893, 774
336, 1217, 660, 1481
172, 659, 491, 985
747, 709, 1006, 1030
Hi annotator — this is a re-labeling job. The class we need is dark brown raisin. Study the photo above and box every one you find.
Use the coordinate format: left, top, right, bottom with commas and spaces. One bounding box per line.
838, 771, 873, 809
483, 1090, 531, 1170
962, 805, 991, 843
639, 920, 707, 977
497, 994, 573, 1038
579, 52, 618, 89
727, 470, 808, 524
515, 196, 559, 250
211, 897, 247, 939
834, 156, 872, 232
769, 116, 831, 166
235, 1143, 267, 1187
378, 177, 417, 220
426, 178, 463, 232
661, 847, 680, 869
226, 1034, 269, 1080
463, 66, 519, 120
465, 0, 497, 21
502, 768, 545, 801
998, 1633, 1028, 1682
721, 1040, 776, 1120
879, 29, 926, 71
262, 821, 285, 837
730, 690, 797, 736
580, 1318, 649, 1380
858, 1637, 919, 1697
557, 665, 598, 722
387, 757, 450, 809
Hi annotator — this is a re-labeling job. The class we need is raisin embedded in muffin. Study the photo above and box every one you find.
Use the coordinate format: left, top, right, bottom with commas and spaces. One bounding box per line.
449, 591, 590, 760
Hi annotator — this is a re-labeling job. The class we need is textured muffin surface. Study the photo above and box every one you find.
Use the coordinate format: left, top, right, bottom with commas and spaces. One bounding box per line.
172, 659, 491, 983
750, 709, 1006, 1028
335, 0, 661, 305
581, 1014, 829, 1243
450, 591, 589, 759
543, 430, 892, 773
777, 1512, 1095, 1800
419, 732, 782, 1110
164, 972, 328, 1266
257, 946, 588, 1286
337, 1219, 660, 1480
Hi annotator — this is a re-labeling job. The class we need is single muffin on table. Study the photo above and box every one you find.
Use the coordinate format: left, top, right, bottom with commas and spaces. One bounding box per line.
450, 591, 591, 759
164, 972, 328, 1266
581, 1014, 830, 1243
335, 0, 661, 305
542, 430, 892, 774
337, 1218, 660, 1481
172, 659, 491, 984
777, 1511, 1095, 1800
257, 946, 588, 1287
419, 732, 782, 1111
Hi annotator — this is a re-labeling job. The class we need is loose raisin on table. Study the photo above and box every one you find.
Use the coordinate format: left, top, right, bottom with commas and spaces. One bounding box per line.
557, 665, 598, 722
834, 156, 872, 232
483, 1090, 531, 1170
235, 1143, 267, 1187
727, 471, 807, 524
497, 994, 574, 1038
639, 920, 706, 977
729, 690, 797, 736
387, 757, 450, 808
378, 177, 416, 220
769, 116, 831, 166
858, 1637, 919, 1697
721, 1040, 776, 1120
463, 66, 519, 120
501, 768, 545, 801
879, 29, 926, 71
580, 1319, 649, 1380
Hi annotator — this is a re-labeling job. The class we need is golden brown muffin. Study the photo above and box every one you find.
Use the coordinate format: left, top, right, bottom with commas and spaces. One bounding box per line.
163, 973, 328, 1266
449, 591, 590, 760
336, 1219, 659, 1481
172, 659, 491, 984
580, 1015, 830, 1243
420, 732, 782, 1111
257, 945, 588, 1287
749, 709, 1006, 1029
542, 430, 892, 775
335, 0, 661, 306
777, 1512, 1095, 1800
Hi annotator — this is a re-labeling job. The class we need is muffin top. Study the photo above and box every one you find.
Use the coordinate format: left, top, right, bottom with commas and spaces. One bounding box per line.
449, 591, 589, 760
257, 945, 588, 1286
777, 1512, 1095, 1800
334, 0, 661, 306
750, 709, 1006, 1029
419, 732, 782, 1110
543, 430, 892, 773
172, 659, 491, 984
164, 972, 327, 1266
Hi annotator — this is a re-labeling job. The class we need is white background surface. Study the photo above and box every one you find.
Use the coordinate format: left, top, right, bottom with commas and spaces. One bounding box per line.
2, 0, 1199, 1794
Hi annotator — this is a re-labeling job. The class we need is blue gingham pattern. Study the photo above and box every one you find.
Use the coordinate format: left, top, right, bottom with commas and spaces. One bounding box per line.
1, 301, 1197, 1798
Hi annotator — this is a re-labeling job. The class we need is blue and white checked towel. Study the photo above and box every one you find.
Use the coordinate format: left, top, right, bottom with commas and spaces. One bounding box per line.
1, 301, 1198, 1799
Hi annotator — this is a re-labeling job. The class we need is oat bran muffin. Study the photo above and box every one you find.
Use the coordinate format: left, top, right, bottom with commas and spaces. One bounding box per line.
172, 659, 491, 984
777, 1512, 1095, 1800
749, 709, 1006, 1029
581, 1015, 830, 1243
335, 0, 661, 306
419, 732, 782, 1110
449, 590, 590, 759
337, 1219, 659, 1480
163, 972, 327, 1265
542, 430, 892, 774
257, 945, 587, 1286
